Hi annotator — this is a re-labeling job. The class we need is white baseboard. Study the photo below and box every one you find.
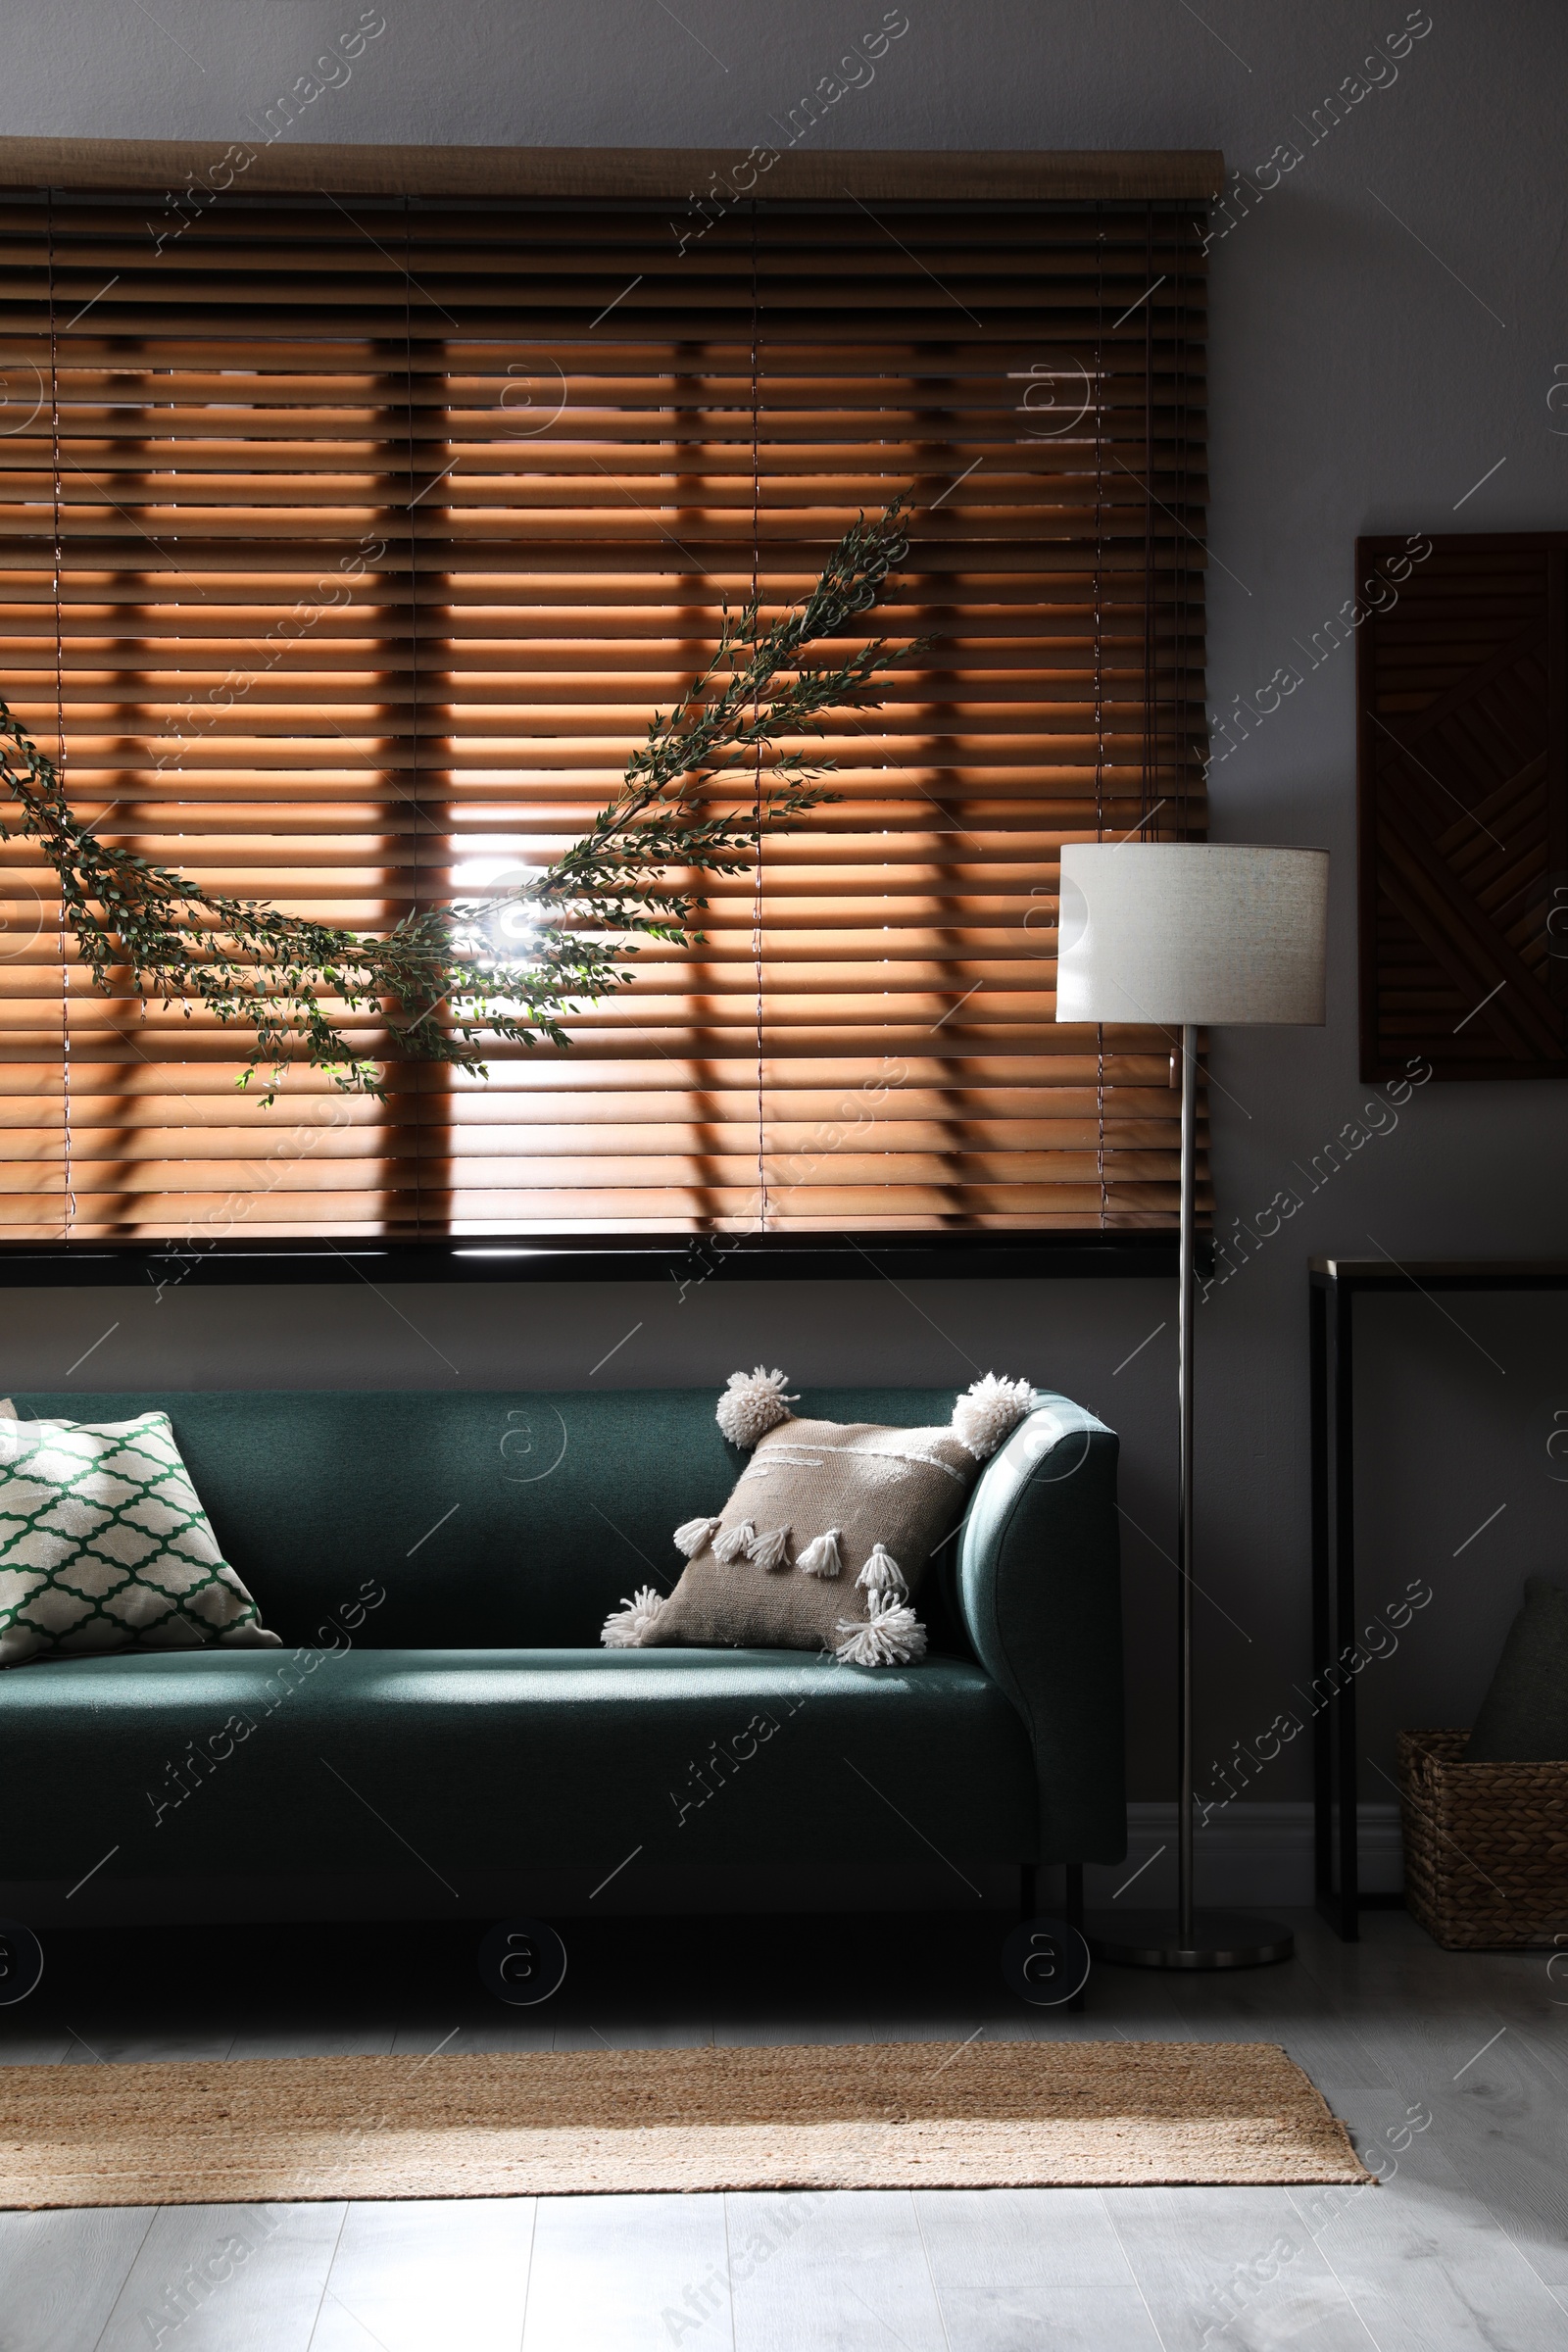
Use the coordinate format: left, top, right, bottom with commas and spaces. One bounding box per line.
1083, 1801, 1402, 1910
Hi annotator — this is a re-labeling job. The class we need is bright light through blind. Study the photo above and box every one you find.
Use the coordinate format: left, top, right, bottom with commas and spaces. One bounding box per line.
0, 187, 1206, 1241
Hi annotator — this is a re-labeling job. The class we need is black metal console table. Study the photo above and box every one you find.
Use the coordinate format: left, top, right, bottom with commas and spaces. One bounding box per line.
1309, 1256, 1568, 1938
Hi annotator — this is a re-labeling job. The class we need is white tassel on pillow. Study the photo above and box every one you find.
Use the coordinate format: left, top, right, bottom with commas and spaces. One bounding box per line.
601, 1586, 665, 1647
712, 1520, 756, 1564
746, 1525, 791, 1572
857, 1543, 907, 1601
834, 1599, 928, 1668
673, 1515, 721, 1558
951, 1372, 1038, 1461
715, 1366, 798, 1448
796, 1528, 843, 1579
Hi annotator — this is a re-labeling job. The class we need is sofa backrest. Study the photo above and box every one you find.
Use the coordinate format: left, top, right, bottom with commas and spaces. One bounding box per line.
17, 1387, 967, 1650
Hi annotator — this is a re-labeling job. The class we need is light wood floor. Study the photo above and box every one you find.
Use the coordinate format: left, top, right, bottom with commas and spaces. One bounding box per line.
2, 1904, 1565, 2350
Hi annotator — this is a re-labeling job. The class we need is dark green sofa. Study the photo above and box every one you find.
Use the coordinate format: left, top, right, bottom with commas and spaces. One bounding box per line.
1, 1385, 1126, 1921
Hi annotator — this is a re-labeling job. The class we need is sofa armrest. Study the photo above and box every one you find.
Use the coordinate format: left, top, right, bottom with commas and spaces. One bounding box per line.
950, 1396, 1127, 1866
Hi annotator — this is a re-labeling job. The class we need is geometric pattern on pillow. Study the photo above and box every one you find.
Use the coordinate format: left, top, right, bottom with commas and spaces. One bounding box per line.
0, 1410, 279, 1669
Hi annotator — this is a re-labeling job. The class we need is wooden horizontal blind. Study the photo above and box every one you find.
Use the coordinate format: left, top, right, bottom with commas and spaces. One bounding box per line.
0, 186, 1207, 1240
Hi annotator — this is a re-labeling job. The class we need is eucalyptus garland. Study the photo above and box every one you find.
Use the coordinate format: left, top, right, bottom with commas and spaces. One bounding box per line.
0, 503, 917, 1103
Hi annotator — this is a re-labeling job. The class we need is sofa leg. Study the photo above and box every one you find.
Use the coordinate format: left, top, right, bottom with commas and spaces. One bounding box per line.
1065, 1863, 1086, 2013
1018, 1863, 1037, 1922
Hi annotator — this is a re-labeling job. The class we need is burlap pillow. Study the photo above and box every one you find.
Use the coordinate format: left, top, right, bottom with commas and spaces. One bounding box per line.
603, 1369, 1036, 1666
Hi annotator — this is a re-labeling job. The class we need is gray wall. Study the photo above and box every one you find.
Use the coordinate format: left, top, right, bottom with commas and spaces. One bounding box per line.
5, 1, 1567, 1803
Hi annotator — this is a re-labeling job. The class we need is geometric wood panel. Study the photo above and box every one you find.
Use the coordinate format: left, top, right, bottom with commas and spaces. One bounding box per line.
1357, 530, 1568, 1080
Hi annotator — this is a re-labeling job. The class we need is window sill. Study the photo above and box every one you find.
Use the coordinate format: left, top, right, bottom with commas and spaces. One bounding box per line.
0, 1234, 1180, 1287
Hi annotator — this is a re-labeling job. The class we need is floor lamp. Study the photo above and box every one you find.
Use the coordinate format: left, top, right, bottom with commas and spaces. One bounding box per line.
1056, 842, 1330, 1970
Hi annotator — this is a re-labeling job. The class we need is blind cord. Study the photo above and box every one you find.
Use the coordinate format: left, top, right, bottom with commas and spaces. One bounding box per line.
1143, 204, 1156, 832
751, 201, 766, 1233
403, 199, 422, 1239
47, 195, 74, 1238
1093, 209, 1107, 1227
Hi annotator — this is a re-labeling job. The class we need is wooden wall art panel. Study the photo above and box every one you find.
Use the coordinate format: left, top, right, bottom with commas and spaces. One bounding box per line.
1356, 530, 1568, 1081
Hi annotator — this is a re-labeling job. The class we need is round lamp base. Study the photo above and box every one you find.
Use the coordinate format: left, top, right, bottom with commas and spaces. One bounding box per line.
1086, 1907, 1295, 1971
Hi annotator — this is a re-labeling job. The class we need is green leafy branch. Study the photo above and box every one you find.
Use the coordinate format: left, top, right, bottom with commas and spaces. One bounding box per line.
0, 500, 921, 1103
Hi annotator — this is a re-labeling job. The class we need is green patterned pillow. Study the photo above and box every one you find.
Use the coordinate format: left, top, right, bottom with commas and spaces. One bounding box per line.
0, 1409, 279, 1668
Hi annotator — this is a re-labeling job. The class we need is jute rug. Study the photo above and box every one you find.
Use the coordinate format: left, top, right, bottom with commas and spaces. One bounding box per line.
0, 2040, 1369, 2208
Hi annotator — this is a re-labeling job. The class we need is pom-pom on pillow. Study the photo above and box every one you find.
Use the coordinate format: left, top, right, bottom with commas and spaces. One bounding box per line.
953, 1372, 1039, 1461
715, 1366, 798, 1448
603, 1370, 1037, 1667
0, 1408, 279, 1669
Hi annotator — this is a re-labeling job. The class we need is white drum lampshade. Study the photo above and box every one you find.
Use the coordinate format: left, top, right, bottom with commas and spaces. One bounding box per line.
1054, 843, 1329, 1028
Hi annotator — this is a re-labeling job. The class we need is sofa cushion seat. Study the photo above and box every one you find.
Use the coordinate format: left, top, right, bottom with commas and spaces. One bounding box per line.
6, 1646, 1038, 1885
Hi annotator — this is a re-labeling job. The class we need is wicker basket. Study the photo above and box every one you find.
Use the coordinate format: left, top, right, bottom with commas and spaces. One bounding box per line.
1397, 1729, 1568, 1949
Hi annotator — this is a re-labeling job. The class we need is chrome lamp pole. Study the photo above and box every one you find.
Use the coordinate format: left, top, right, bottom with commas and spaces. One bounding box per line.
1054, 843, 1329, 1970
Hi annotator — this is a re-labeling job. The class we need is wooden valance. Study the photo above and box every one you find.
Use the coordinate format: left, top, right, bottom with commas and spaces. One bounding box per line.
0, 138, 1225, 205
